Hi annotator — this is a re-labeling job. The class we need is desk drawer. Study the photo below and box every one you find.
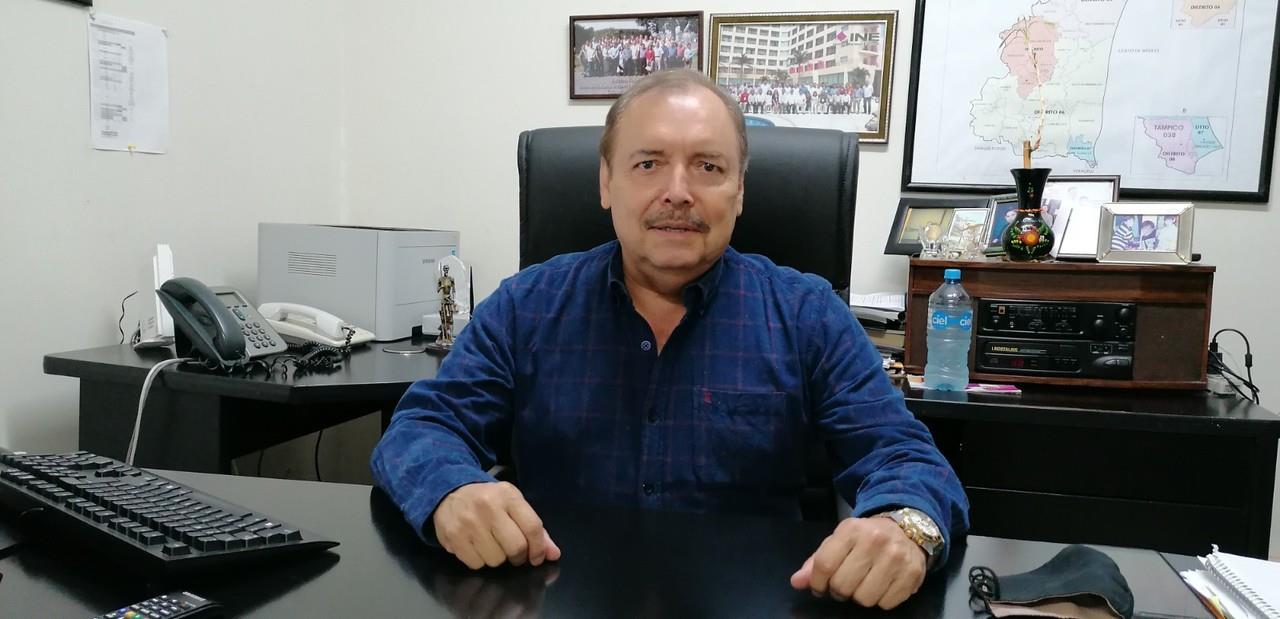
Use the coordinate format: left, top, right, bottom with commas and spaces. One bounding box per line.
967, 487, 1247, 556
958, 423, 1250, 507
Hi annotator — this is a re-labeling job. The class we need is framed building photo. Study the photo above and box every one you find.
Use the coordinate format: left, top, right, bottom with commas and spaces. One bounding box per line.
1097, 203, 1195, 264
708, 12, 898, 143
885, 196, 992, 255
570, 12, 704, 100
984, 194, 1018, 255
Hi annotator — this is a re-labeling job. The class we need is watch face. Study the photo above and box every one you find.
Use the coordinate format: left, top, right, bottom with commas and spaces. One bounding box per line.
904, 510, 942, 543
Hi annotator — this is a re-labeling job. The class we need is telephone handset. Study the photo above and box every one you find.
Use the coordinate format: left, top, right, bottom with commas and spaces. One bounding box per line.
156, 277, 287, 367
257, 303, 374, 348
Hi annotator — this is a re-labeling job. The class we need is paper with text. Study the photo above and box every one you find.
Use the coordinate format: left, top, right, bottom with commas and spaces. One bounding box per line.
88, 13, 169, 153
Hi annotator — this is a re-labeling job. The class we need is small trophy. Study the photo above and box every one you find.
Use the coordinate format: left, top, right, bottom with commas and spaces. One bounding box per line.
426, 264, 459, 352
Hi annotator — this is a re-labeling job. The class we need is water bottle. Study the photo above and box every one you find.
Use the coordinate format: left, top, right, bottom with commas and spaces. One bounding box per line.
924, 268, 973, 391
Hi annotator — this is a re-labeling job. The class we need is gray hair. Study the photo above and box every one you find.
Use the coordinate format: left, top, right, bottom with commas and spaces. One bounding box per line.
599, 69, 749, 176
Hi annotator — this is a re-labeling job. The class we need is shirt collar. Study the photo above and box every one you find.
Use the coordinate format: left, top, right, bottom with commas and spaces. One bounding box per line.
606, 241, 727, 315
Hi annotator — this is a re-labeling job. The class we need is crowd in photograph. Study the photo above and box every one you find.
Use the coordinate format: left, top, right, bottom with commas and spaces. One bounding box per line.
577, 29, 699, 77
723, 82, 877, 115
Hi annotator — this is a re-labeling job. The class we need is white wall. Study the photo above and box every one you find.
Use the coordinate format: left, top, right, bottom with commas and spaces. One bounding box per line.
0, 0, 345, 449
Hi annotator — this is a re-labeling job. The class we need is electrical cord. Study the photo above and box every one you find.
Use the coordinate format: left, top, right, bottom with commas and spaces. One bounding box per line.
1210, 353, 1258, 391
118, 291, 138, 344
1210, 329, 1260, 404
262, 327, 357, 379
125, 357, 192, 466
314, 429, 325, 482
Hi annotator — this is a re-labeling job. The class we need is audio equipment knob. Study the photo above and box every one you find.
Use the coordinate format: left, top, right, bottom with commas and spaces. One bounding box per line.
1117, 307, 1134, 323
1093, 318, 1107, 334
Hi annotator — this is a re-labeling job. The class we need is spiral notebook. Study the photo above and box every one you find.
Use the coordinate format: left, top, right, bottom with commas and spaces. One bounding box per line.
1196, 545, 1280, 618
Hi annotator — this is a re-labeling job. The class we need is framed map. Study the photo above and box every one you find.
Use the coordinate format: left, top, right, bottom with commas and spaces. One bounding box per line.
901, 1, 1280, 202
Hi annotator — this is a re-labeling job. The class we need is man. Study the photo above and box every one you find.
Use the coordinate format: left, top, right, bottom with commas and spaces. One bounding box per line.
371, 69, 968, 611
1156, 215, 1178, 251
1111, 216, 1137, 251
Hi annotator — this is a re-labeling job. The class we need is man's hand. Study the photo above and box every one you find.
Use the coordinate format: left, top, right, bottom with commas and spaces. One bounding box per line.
789, 516, 927, 610
432, 481, 562, 569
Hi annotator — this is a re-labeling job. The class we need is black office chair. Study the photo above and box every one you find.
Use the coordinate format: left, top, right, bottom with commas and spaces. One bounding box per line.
517, 125, 857, 299
515, 125, 859, 522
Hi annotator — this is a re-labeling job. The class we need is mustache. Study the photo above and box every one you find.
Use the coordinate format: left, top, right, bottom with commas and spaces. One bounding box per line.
644, 210, 710, 232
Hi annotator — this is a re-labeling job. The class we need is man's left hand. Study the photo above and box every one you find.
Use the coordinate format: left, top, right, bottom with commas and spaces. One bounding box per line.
789, 516, 927, 610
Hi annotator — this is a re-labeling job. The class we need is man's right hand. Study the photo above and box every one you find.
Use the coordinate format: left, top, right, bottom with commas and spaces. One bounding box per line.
432, 481, 562, 569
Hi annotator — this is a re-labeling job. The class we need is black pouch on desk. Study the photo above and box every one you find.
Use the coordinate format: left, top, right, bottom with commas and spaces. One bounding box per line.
969, 544, 1134, 619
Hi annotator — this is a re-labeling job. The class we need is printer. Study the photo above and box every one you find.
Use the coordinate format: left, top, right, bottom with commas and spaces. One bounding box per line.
257, 224, 460, 341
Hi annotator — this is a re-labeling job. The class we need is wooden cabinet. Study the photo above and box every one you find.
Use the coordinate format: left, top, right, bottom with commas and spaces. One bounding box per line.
905, 258, 1216, 389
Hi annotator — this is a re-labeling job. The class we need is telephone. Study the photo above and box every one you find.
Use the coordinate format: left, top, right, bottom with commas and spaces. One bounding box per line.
156, 277, 287, 368
257, 302, 374, 348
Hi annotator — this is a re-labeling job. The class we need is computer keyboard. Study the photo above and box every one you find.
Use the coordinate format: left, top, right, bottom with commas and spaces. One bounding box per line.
0, 450, 337, 573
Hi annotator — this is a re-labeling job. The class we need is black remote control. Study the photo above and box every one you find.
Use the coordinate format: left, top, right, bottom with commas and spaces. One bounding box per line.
93, 590, 221, 618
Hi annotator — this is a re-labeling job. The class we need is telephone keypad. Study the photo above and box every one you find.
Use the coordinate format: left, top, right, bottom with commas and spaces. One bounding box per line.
225, 301, 284, 357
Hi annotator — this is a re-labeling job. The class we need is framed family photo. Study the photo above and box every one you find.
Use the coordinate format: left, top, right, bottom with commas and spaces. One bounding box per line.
1043, 175, 1120, 259
1097, 203, 1195, 264
708, 12, 898, 142
885, 196, 992, 255
569, 12, 704, 100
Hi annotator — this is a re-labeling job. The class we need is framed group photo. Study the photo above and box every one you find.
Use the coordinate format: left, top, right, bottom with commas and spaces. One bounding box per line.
569, 12, 704, 100
708, 12, 899, 142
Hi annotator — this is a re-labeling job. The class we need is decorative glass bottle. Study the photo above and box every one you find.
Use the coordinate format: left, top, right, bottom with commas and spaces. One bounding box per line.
1001, 167, 1055, 261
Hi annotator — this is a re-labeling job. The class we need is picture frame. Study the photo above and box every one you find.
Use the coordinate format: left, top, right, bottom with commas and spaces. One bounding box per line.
885, 196, 992, 255
949, 208, 989, 238
1096, 203, 1195, 264
983, 194, 1019, 255
708, 11, 898, 143
569, 12, 704, 100
1043, 175, 1120, 258
900, 0, 1280, 202
1054, 205, 1104, 261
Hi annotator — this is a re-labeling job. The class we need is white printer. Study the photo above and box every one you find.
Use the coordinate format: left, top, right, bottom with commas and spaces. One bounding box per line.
257, 224, 460, 341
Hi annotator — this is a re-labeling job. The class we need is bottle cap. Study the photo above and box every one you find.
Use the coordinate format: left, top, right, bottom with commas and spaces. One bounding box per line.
944, 268, 961, 281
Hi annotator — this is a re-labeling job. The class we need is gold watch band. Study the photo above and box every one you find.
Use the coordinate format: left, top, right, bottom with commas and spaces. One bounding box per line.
878, 507, 944, 569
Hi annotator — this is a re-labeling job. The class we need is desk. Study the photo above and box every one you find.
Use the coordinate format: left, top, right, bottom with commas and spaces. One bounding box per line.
0, 471, 1211, 618
44, 340, 441, 473
46, 343, 1280, 558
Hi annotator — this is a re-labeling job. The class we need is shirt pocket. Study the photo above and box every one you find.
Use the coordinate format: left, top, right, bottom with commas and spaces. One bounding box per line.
692, 389, 805, 490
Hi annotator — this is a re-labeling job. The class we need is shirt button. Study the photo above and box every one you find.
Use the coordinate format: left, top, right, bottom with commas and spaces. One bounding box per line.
640, 340, 652, 352
642, 482, 655, 496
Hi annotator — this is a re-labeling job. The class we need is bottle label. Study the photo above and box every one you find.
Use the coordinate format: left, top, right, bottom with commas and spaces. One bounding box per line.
929, 309, 973, 332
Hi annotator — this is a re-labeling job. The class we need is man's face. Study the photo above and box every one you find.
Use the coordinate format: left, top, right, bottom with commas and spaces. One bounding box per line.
600, 87, 745, 281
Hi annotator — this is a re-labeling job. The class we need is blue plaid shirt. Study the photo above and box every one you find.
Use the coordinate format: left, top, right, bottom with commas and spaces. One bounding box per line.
371, 241, 968, 560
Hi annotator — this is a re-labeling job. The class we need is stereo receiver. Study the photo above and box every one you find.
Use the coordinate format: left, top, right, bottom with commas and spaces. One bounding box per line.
976, 300, 1135, 380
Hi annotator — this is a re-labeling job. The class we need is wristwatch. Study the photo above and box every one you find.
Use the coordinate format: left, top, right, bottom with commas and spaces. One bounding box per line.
878, 507, 944, 569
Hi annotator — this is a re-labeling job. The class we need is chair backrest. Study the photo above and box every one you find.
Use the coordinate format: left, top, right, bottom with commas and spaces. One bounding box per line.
517, 125, 857, 297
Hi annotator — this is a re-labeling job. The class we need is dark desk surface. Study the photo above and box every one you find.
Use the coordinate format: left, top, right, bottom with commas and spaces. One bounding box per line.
0, 472, 1210, 618
900, 383, 1280, 436
44, 340, 443, 404
46, 343, 1280, 435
